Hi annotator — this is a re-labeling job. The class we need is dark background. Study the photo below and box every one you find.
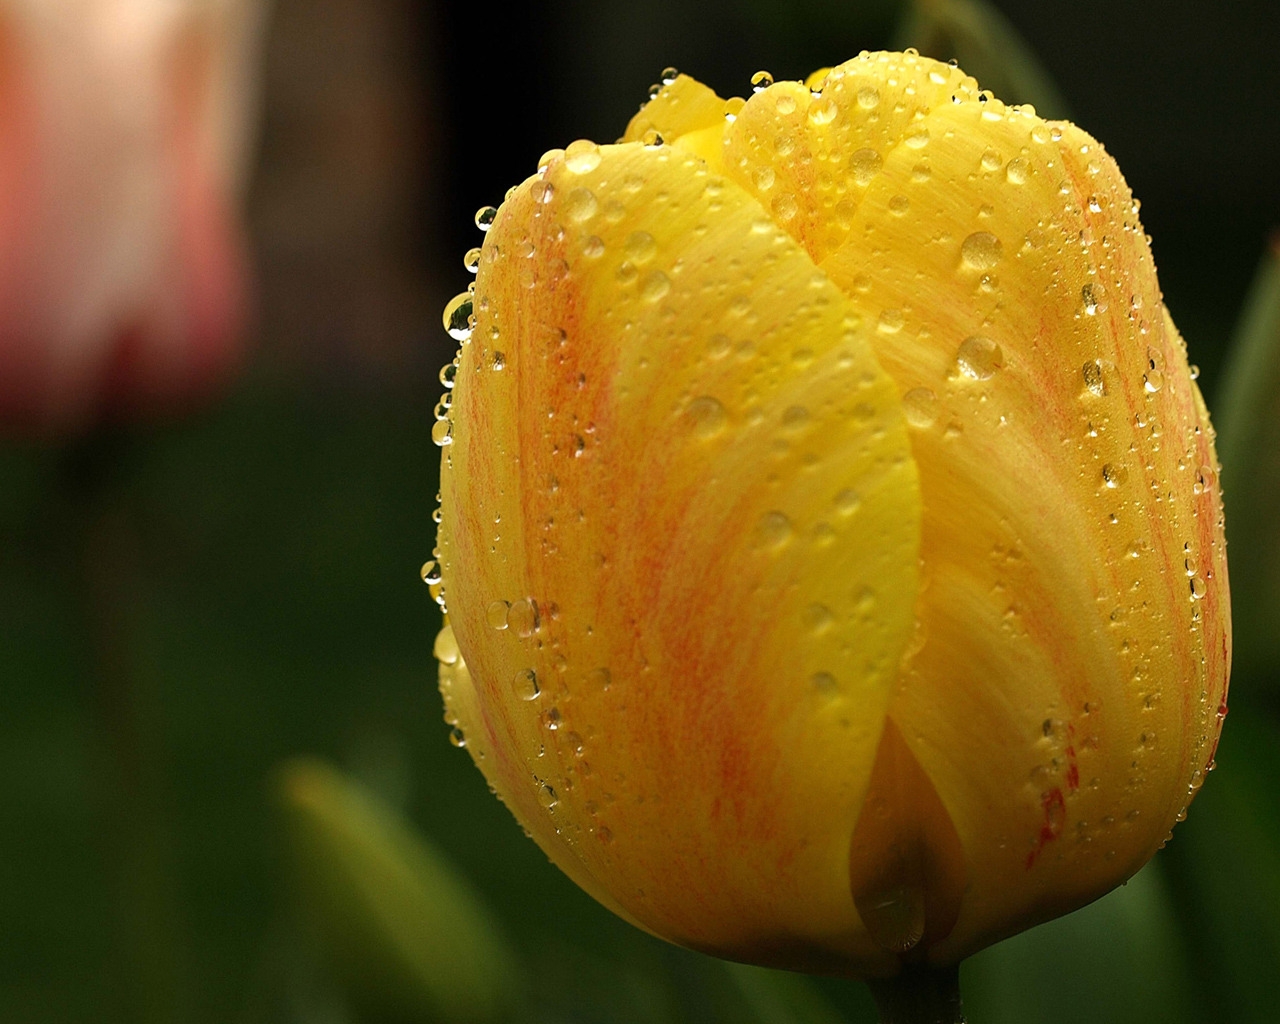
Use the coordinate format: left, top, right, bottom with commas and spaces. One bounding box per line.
2, 2, 1278, 1022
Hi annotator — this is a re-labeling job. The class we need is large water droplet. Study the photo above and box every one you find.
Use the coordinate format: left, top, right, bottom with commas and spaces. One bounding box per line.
1082, 282, 1108, 315
856, 883, 927, 953
685, 396, 727, 438
564, 187, 599, 223
512, 668, 540, 700
956, 335, 1003, 380
509, 598, 540, 637
902, 388, 939, 429
750, 70, 774, 92
1082, 359, 1106, 397
434, 625, 460, 666
961, 231, 1003, 270
475, 206, 498, 232
756, 511, 793, 550
851, 148, 883, 186
564, 139, 603, 174
443, 292, 475, 342
486, 600, 510, 630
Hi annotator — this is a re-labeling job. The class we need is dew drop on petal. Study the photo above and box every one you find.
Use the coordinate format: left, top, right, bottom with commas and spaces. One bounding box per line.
961, 231, 1003, 270
902, 388, 939, 429
1082, 360, 1106, 397
1082, 282, 1108, 315
851, 148, 883, 186
443, 292, 475, 342
486, 600, 511, 629
512, 668, 541, 700
685, 396, 727, 438
956, 335, 1003, 380
564, 139, 603, 174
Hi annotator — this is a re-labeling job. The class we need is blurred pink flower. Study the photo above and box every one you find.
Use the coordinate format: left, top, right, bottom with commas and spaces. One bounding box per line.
0, 0, 265, 433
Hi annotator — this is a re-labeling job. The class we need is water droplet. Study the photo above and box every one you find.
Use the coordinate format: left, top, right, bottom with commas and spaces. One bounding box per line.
1143, 368, 1164, 393
1082, 282, 1108, 315
803, 604, 834, 634
888, 194, 910, 216
857, 86, 880, 109
835, 488, 862, 515
474, 206, 498, 232
850, 148, 883, 187
640, 270, 671, 303
756, 511, 793, 550
641, 128, 664, 148
463, 247, 482, 273
772, 193, 799, 221
564, 186, 599, 223
878, 308, 904, 334
956, 335, 1003, 380
625, 231, 657, 264
1005, 158, 1029, 184
980, 148, 1003, 171
1189, 576, 1207, 601
754, 166, 776, 191
512, 668, 541, 701
491, 351, 506, 371
1082, 360, 1106, 397
902, 388, 939, 429
961, 231, 1003, 270
685, 396, 727, 438
856, 884, 926, 953
509, 598, 540, 637
587, 667, 612, 691
809, 97, 838, 124
564, 139, 603, 174
660, 66, 679, 85
420, 560, 442, 585
449, 727, 467, 748
443, 293, 475, 342
810, 671, 838, 693
904, 127, 930, 149
751, 70, 774, 92
486, 600, 510, 630
431, 419, 454, 446
582, 235, 605, 259
1101, 462, 1128, 488
433, 625, 460, 666
538, 782, 559, 810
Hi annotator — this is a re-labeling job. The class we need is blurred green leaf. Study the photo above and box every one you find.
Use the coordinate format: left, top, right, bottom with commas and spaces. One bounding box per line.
1214, 237, 1280, 687
1163, 712, 1280, 1024
894, 0, 1071, 119
275, 757, 522, 1024
962, 857, 1198, 1023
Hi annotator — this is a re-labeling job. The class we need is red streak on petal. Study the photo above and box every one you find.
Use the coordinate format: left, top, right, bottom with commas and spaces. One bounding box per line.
1025, 787, 1066, 870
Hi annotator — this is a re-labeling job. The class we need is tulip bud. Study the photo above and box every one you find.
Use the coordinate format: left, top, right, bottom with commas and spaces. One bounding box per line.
433, 52, 1230, 977
0, 0, 265, 432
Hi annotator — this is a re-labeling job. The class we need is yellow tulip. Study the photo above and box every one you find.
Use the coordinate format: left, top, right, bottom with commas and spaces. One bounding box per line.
430, 51, 1230, 979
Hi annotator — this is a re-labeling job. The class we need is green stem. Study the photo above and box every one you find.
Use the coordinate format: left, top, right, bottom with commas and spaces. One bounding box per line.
64, 433, 189, 1024
866, 963, 965, 1024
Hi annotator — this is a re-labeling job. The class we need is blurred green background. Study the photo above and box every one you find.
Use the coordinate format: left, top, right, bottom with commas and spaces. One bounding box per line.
3, 1, 1279, 1022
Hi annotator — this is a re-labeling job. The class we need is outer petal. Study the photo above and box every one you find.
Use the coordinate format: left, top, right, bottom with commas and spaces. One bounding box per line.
438, 142, 922, 971
639, 51, 1230, 961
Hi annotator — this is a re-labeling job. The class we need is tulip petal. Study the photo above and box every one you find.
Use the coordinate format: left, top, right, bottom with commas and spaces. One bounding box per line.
438, 141, 922, 970
672, 51, 1229, 960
